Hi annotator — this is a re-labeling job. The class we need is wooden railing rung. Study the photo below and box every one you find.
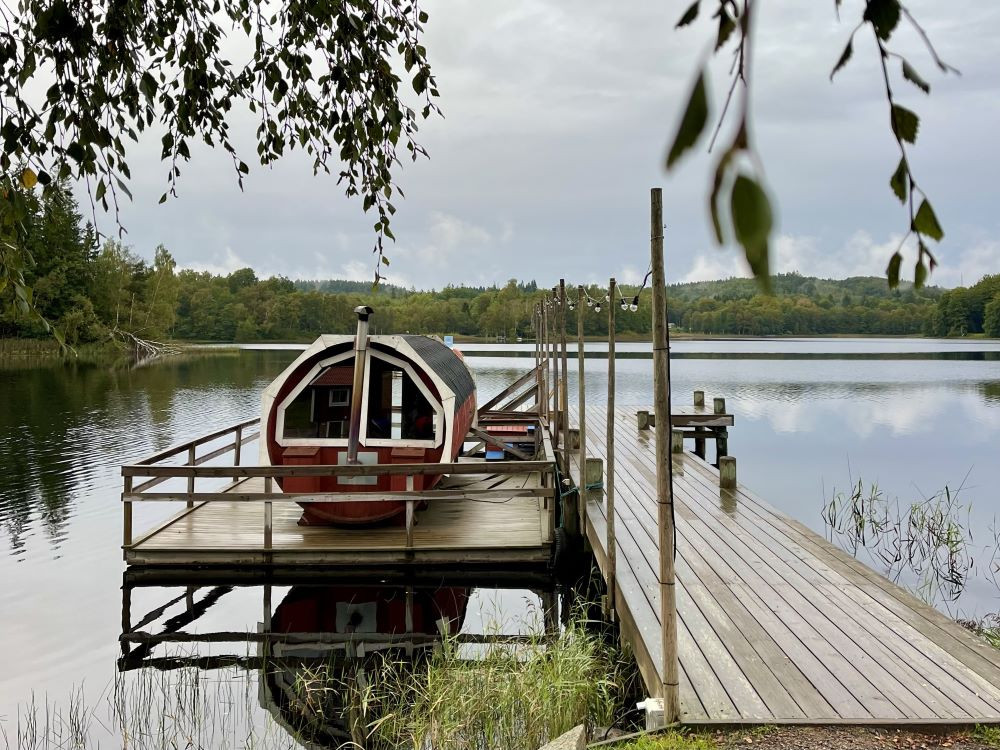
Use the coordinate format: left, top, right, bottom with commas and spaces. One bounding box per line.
123, 460, 553, 479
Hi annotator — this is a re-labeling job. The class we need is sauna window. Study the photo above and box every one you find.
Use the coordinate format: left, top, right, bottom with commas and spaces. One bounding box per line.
366, 358, 436, 442
282, 366, 353, 439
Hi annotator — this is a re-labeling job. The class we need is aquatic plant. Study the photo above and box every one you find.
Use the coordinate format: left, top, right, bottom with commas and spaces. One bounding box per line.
362, 618, 627, 750
822, 478, 974, 606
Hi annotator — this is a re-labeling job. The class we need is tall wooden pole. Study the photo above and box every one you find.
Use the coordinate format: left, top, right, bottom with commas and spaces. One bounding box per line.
545, 297, 555, 436
577, 285, 587, 529
559, 280, 570, 466
606, 277, 617, 614
651, 187, 680, 722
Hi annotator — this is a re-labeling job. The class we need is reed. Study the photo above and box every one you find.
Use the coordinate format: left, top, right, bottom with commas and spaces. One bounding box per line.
822, 479, 973, 606
361, 617, 627, 750
5, 610, 635, 750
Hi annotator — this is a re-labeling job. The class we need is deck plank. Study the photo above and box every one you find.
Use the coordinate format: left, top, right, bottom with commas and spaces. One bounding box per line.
575, 405, 1000, 723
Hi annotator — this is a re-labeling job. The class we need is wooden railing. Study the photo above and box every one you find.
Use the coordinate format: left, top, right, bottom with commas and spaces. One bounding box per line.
122, 416, 557, 554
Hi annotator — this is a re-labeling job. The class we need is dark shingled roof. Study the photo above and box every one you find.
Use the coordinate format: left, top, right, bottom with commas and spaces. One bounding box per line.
401, 335, 476, 404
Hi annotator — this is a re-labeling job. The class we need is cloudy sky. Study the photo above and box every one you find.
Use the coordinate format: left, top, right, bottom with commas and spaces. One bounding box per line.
108, 1, 1000, 290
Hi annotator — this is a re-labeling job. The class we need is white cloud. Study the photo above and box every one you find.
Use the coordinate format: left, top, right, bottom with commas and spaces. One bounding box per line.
178, 247, 249, 276
681, 252, 751, 283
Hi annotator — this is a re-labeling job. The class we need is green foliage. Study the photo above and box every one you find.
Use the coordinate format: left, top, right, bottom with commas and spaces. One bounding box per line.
672, 273, 939, 336
0, 0, 440, 321
675, 0, 956, 290
613, 730, 716, 750
984, 295, 1000, 338
927, 275, 1000, 337
367, 618, 625, 750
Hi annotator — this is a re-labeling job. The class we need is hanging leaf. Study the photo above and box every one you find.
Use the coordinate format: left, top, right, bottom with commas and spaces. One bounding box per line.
901, 60, 930, 94
886, 251, 902, 289
890, 105, 919, 144
19, 167, 37, 189
913, 199, 944, 241
830, 38, 853, 80
914, 258, 927, 289
863, 0, 901, 41
715, 9, 736, 49
665, 69, 709, 169
730, 173, 773, 284
889, 157, 907, 203
676, 1, 699, 28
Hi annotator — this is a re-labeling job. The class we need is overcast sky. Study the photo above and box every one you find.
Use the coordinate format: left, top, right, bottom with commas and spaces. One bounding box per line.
106, 1, 1000, 290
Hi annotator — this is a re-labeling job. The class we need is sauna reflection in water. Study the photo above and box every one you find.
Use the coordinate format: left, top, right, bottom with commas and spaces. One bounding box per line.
118, 572, 562, 749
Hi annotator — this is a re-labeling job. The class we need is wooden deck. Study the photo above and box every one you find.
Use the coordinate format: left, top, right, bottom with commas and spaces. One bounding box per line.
126, 469, 551, 566
573, 406, 1000, 724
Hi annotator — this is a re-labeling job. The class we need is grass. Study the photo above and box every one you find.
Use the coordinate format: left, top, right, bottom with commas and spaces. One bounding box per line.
356, 616, 629, 749
3, 611, 636, 750
609, 729, 717, 750
972, 725, 1000, 747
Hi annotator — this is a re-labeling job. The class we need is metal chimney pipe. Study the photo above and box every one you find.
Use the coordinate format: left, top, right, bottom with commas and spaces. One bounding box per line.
346, 306, 374, 465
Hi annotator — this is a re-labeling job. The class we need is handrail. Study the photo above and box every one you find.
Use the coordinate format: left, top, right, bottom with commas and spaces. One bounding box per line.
136, 417, 260, 465
122, 460, 553, 479
124, 487, 555, 503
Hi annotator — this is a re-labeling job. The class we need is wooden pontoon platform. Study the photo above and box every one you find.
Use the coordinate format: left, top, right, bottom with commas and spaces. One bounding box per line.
126, 469, 552, 566
573, 405, 1000, 724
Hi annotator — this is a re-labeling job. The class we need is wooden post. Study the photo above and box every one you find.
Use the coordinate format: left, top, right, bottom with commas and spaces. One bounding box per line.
187, 445, 196, 509
606, 276, 617, 616
714, 397, 729, 461
693, 428, 707, 460
719, 456, 737, 489
559, 280, 570, 469
406, 475, 415, 548
234, 425, 243, 465
123, 475, 133, 555
650, 186, 680, 723
637, 410, 650, 430
671, 429, 684, 454
577, 285, 587, 530
264, 476, 273, 550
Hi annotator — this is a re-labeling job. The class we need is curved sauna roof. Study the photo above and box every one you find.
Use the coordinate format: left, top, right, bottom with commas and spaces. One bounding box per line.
259, 334, 476, 464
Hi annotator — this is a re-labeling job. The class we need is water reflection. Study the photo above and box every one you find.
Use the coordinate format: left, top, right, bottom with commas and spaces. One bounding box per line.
119, 571, 560, 749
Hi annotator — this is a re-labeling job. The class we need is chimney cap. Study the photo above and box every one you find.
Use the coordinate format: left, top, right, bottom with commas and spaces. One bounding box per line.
354, 305, 375, 321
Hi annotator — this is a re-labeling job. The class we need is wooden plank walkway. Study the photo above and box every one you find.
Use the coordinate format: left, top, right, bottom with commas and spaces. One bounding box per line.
573, 405, 1000, 724
127, 470, 550, 566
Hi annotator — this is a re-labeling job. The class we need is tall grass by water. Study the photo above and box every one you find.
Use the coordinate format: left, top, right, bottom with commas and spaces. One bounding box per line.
2, 613, 635, 750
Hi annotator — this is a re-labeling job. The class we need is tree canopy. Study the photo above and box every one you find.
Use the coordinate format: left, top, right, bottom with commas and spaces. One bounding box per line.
1, 0, 438, 333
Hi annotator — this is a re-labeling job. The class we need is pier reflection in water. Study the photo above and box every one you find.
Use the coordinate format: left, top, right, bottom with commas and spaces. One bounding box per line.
119, 570, 564, 749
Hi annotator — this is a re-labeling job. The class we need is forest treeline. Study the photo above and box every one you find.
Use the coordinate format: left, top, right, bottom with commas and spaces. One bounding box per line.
2, 183, 1000, 344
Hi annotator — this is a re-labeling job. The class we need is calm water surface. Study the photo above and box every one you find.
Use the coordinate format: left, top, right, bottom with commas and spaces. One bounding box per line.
2, 339, 1000, 731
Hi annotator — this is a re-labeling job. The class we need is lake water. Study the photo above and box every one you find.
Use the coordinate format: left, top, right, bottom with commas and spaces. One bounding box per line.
2, 338, 1000, 737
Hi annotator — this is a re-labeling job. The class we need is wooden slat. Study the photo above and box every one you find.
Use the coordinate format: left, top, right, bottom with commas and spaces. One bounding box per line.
572, 405, 1000, 724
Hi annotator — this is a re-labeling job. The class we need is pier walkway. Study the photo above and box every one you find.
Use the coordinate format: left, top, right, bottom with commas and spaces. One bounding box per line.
571, 405, 1000, 724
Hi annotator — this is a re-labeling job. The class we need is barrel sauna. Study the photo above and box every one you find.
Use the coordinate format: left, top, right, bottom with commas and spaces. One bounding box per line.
260, 308, 477, 525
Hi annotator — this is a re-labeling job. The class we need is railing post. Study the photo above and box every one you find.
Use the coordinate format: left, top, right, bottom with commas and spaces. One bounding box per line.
264, 476, 273, 551
559, 280, 569, 470
187, 445, 196, 509
693, 391, 707, 459
577, 285, 587, 531
123, 474, 133, 557
606, 276, 617, 617
650, 186, 680, 724
234, 425, 243, 466
406, 475, 415, 549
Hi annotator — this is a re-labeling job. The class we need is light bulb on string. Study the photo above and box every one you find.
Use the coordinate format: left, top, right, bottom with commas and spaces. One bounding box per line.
630, 303, 638, 312
620, 301, 628, 311
594, 305, 601, 313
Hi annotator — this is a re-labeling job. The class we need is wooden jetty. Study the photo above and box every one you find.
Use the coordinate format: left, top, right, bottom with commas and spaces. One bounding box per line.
569, 404, 1000, 723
